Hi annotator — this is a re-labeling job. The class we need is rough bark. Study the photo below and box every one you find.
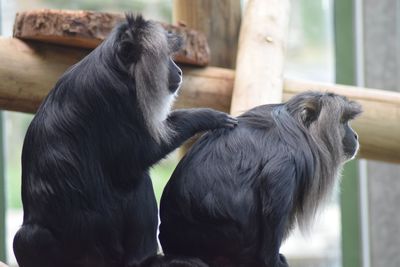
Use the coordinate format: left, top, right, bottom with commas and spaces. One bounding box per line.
13, 9, 210, 66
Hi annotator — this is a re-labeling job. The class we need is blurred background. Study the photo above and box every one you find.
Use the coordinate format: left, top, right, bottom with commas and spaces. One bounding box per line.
1, 0, 399, 267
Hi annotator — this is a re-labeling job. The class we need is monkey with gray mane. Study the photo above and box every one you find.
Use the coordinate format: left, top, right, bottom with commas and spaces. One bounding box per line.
13, 15, 237, 267
159, 92, 362, 267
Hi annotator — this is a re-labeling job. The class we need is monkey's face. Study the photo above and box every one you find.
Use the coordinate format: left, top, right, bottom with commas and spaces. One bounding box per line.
341, 121, 359, 160
166, 32, 183, 94
168, 58, 182, 93
287, 92, 362, 163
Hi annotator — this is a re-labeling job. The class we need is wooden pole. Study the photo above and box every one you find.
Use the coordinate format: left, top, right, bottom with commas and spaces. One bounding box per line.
173, 0, 241, 68
0, 38, 399, 163
230, 0, 291, 115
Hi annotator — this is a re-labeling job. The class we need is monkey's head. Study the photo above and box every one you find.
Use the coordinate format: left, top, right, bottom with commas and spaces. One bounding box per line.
102, 14, 184, 141
286, 92, 362, 162
114, 14, 183, 93
281, 92, 362, 229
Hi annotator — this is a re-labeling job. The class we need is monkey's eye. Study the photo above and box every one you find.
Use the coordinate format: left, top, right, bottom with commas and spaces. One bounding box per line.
166, 31, 175, 41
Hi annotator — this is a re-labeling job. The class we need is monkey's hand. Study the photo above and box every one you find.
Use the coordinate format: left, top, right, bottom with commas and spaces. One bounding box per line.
179, 108, 238, 131
149, 108, 237, 165
202, 109, 238, 129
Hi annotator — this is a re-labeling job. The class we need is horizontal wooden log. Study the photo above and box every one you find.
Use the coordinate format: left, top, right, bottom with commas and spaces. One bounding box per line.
13, 9, 210, 66
0, 38, 89, 112
0, 38, 399, 163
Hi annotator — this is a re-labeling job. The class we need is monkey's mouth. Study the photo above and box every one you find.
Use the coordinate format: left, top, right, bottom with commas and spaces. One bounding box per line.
349, 142, 360, 160
344, 141, 360, 161
169, 84, 180, 93
169, 78, 182, 93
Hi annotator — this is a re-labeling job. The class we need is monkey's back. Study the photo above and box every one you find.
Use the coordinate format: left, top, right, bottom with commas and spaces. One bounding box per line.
160, 92, 361, 267
17, 34, 157, 261
159, 104, 302, 266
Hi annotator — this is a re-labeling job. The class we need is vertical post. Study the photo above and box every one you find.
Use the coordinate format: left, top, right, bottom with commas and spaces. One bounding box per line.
173, 0, 241, 155
230, 0, 290, 116
334, 1, 362, 267
173, 0, 241, 69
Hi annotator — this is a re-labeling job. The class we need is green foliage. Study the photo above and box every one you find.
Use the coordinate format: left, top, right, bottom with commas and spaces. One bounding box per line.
151, 159, 177, 205
6, 112, 33, 210
0, 113, 5, 262
7, 167, 22, 209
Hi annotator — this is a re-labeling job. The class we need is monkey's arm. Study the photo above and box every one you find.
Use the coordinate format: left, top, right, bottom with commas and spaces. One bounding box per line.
149, 108, 237, 166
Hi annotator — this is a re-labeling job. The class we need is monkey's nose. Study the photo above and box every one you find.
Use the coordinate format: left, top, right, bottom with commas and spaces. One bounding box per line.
354, 133, 358, 140
178, 68, 182, 76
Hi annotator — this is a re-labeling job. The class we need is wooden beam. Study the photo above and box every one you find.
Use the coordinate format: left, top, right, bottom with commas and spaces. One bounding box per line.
13, 9, 210, 66
0, 38, 88, 113
0, 38, 399, 163
230, 0, 291, 115
182, 70, 400, 163
176, 67, 234, 112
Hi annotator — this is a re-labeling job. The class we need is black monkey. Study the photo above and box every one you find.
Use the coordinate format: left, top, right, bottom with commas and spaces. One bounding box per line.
159, 92, 362, 267
13, 15, 237, 267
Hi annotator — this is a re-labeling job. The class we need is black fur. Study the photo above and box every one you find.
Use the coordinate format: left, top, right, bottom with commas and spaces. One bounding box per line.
133, 255, 209, 267
13, 14, 236, 267
159, 92, 362, 267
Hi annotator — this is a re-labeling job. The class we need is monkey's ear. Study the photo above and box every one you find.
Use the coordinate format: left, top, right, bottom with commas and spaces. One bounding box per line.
117, 39, 141, 65
300, 103, 319, 126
